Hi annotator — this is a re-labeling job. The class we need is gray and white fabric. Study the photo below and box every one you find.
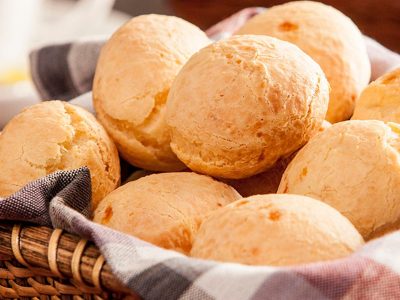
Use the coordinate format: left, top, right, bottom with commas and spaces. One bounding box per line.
1, 168, 400, 300
30, 38, 105, 101
2, 8, 400, 300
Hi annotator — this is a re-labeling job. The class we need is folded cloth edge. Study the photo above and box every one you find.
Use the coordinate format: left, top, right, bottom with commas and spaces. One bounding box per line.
28, 7, 400, 102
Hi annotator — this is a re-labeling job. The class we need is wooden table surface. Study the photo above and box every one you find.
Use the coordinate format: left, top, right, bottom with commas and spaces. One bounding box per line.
115, 0, 400, 53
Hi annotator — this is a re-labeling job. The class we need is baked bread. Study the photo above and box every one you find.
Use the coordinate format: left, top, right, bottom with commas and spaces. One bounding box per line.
93, 14, 210, 171
319, 120, 332, 132
224, 120, 331, 196
236, 1, 371, 123
352, 68, 400, 122
279, 120, 400, 239
166, 35, 329, 179
191, 194, 364, 266
0, 101, 120, 209
93, 172, 241, 254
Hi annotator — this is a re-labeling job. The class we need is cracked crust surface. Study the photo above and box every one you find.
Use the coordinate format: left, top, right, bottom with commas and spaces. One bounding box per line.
166, 35, 329, 179
223, 121, 331, 196
0, 101, 120, 209
93, 14, 210, 171
278, 120, 400, 240
93, 172, 241, 254
352, 68, 400, 122
236, 1, 371, 123
190, 194, 364, 266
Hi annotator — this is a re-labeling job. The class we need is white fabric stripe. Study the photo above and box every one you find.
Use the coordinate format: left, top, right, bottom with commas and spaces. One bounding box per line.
358, 231, 400, 274
186, 263, 276, 300
70, 91, 94, 113
102, 242, 184, 279
188, 262, 329, 300
364, 36, 400, 80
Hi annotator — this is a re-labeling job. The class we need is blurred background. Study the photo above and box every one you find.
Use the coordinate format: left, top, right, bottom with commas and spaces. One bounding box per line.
116, 0, 400, 53
0, 0, 398, 126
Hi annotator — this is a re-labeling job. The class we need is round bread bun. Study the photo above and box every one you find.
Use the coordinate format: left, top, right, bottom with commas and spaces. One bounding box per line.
224, 120, 331, 196
93, 172, 241, 254
236, 1, 371, 123
0, 101, 120, 209
278, 120, 400, 240
93, 14, 210, 171
126, 121, 330, 198
191, 194, 364, 266
166, 35, 329, 179
352, 68, 400, 122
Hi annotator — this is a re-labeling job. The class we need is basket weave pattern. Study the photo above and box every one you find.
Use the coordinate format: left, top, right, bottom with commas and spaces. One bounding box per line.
0, 222, 134, 299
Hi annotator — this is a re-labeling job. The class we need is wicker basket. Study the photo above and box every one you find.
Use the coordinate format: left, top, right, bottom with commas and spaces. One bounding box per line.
0, 222, 136, 299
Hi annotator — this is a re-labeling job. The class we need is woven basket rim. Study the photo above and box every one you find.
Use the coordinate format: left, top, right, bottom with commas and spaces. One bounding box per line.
0, 222, 134, 298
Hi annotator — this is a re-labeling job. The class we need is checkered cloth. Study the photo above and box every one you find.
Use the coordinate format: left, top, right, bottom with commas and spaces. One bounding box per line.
1, 168, 400, 299
29, 8, 400, 103
2, 8, 400, 300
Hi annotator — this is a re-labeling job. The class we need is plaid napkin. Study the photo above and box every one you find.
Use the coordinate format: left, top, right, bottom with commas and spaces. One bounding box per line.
2, 8, 400, 300
29, 8, 400, 102
1, 168, 400, 299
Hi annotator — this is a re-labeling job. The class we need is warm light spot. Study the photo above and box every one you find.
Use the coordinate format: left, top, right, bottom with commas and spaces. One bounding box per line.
0, 68, 29, 84
279, 21, 299, 31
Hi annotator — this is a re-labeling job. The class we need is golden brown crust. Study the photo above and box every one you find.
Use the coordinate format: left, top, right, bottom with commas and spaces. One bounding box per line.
93, 14, 210, 171
223, 120, 332, 197
93, 172, 241, 254
237, 1, 371, 123
191, 194, 364, 266
352, 68, 400, 122
225, 120, 332, 197
278, 120, 400, 239
0, 101, 120, 209
166, 35, 329, 179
